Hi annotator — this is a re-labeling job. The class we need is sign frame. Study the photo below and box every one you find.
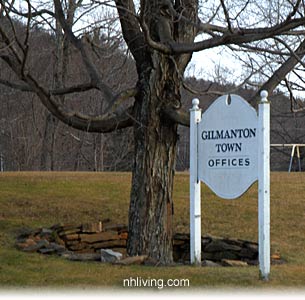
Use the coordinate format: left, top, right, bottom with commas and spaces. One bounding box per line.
189, 91, 270, 280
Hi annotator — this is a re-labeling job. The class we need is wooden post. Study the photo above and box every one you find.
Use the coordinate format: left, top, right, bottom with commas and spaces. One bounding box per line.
258, 90, 270, 280
190, 98, 202, 265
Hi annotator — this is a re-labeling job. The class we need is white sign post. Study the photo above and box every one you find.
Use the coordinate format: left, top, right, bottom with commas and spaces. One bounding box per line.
258, 91, 270, 280
189, 91, 270, 280
189, 98, 202, 265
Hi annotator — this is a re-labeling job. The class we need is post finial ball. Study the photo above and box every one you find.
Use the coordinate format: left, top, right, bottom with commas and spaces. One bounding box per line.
192, 98, 200, 109
260, 90, 268, 102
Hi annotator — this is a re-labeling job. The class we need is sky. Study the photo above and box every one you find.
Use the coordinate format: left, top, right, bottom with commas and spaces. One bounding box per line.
187, 47, 243, 83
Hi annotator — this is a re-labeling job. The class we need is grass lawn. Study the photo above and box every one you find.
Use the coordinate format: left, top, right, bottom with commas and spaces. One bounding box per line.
0, 171, 305, 291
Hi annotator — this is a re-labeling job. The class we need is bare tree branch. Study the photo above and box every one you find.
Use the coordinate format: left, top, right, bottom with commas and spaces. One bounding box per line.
53, 0, 115, 104
140, 18, 172, 54
250, 38, 305, 103
285, 78, 305, 113
21, 0, 31, 77
137, 3, 305, 56
0, 38, 134, 133
50, 82, 96, 95
220, 0, 232, 33
274, 36, 305, 68
2, 0, 55, 18
114, 0, 147, 63
0, 77, 32, 92
169, 17, 305, 54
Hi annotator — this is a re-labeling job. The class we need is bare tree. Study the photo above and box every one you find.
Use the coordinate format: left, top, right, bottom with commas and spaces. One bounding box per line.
1, 0, 305, 263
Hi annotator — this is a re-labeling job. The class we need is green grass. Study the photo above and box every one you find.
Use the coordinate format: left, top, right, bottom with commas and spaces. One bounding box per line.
0, 171, 305, 290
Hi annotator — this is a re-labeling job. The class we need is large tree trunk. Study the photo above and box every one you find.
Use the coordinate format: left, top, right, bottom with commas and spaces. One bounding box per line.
126, 0, 198, 264
127, 54, 181, 264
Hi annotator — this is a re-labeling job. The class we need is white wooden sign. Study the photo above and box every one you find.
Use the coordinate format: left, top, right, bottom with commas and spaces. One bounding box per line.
190, 91, 270, 281
198, 95, 258, 199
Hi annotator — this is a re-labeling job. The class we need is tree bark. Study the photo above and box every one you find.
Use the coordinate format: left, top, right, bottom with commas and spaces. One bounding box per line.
127, 52, 182, 264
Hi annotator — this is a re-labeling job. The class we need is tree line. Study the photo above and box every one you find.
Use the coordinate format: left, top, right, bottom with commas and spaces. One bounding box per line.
1, 22, 304, 172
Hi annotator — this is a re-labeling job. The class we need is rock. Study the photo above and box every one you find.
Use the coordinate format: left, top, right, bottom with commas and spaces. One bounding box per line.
247, 259, 259, 266
66, 242, 87, 251
60, 234, 79, 241
114, 255, 148, 266
39, 229, 55, 242
33, 235, 42, 242
222, 238, 245, 247
16, 222, 280, 268
205, 239, 242, 253
49, 242, 66, 253
50, 224, 62, 231
65, 240, 80, 246
41, 228, 53, 235
202, 250, 239, 261
173, 246, 183, 261
58, 229, 81, 237
245, 242, 258, 252
101, 249, 122, 263
82, 222, 103, 233
174, 233, 190, 241
22, 239, 49, 252
55, 236, 66, 246
16, 227, 36, 241
202, 237, 211, 247
221, 259, 248, 267
271, 253, 281, 260
181, 252, 190, 262
111, 247, 127, 257
91, 239, 126, 249
16, 238, 36, 250
39, 248, 56, 254
119, 232, 128, 240
103, 224, 128, 233
56, 224, 82, 237
79, 231, 120, 243
173, 240, 185, 246
239, 247, 257, 259
62, 252, 101, 261
202, 260, 221, 267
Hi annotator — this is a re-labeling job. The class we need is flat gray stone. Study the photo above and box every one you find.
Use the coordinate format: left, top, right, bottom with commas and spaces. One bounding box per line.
39, 248, 56, 254
41, 228, 53, 235
49, 242, 66, 253
101, 249, 122, 263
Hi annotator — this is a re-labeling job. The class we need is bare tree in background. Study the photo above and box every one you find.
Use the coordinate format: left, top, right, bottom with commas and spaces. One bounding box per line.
1, 0, 305, 263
